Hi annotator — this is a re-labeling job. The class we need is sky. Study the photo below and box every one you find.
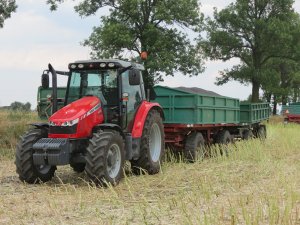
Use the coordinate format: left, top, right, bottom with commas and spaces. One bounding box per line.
0, 0, 299, 108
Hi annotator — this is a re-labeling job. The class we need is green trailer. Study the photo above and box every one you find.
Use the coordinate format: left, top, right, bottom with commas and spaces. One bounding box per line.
282, 103, 300, 124
154, 86, 270, 125
37, 86, 66, 119
240, 102, 270, 124
153, 86, 269, 161
282, 103, 300, 115
154, 85, 240, 125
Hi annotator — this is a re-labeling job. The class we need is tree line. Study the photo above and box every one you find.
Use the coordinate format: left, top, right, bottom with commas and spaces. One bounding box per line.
0, 101, 31, 111
2, 0, 300, 111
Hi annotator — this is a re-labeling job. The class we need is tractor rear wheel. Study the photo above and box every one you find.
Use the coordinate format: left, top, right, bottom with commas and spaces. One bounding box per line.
184, 132, 205, 162
131, 110, 164, 174
15, 129, 56, 183
85, 130, 125, 186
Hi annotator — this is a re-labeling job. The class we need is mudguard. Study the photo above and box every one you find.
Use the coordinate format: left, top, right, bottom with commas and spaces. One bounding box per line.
131, 101, 164, 138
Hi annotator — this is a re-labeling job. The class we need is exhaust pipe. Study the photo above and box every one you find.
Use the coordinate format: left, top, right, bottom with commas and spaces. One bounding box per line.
48, 63, 58, 114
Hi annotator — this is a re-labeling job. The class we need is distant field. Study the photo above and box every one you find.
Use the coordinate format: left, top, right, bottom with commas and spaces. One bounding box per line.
0, 111, 299, 224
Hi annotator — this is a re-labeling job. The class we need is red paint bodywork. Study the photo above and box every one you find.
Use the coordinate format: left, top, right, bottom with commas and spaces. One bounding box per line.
131, 101, 162, 138
48, 96, 104, 138
286, 114, 300, 124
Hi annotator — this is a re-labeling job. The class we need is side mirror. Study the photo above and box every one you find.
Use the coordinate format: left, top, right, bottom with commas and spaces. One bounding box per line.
41, 71, 49, 89
129, 69, 141, 86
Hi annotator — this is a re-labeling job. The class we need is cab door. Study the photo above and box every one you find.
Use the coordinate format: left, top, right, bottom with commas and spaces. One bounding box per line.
121, 71, 143, 131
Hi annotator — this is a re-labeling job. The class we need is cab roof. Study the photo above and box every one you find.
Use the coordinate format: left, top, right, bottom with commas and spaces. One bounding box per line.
73, 59, 145, 70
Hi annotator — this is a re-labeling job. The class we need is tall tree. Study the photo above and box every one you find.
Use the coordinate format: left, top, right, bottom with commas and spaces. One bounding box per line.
0, 0, 17, 28
201, 0, 299, 102
47, 0, 204, 88
261, 59, 300, 114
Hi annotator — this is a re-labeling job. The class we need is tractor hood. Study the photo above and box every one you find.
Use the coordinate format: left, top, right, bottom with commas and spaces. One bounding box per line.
49, 96, 101, 126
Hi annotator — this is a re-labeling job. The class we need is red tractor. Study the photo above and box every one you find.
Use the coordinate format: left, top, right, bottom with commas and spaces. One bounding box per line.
15, 59, 165, 186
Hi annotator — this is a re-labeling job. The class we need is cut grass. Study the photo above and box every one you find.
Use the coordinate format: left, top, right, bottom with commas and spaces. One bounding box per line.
0, 112, 299, 224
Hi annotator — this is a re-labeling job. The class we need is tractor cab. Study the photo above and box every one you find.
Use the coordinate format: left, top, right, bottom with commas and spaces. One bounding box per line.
66, 60, 145, 125
16, 59, 164, 186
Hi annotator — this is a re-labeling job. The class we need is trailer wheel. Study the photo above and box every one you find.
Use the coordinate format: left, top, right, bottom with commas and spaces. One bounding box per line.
15, 129, 56, 183
184, 132, 205, 162
85, 130, 125, 186
215, 130, 232, 156
131, 110, 164, 175
256, 125, 266, 139
70, 163, 85, 173
242, 129, 253, 140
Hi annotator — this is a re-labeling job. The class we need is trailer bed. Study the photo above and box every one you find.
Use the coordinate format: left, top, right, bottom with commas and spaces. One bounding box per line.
154, 86, 240, 125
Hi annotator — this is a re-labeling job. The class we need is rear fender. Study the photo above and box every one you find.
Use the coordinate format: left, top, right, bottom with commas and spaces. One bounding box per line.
131, 101, 164, 138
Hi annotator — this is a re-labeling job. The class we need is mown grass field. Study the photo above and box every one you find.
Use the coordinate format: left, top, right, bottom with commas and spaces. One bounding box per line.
0, 110, 299, 224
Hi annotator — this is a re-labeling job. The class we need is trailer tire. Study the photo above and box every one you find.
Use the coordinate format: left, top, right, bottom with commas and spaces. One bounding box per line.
85, 130, 125, 186
184, 132, 205, 162
15, 129, 56, 183
242, 129, 253, 140
70, 163, 85, 173
215, 130, 232, 156
131, 110, 164, 175
256, 125, 266, 139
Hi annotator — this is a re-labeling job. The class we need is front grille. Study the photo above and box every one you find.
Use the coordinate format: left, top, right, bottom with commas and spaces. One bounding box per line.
49, 124, 77, 134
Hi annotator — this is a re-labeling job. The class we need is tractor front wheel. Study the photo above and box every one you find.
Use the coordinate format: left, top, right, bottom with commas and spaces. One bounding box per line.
15, 129, 56, 183
131, 110, 164, 174
85, 130, 125, 186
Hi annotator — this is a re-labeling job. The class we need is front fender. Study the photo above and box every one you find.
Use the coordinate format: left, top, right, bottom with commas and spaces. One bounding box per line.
131, 101, 164, 138
30, 123, 49, 129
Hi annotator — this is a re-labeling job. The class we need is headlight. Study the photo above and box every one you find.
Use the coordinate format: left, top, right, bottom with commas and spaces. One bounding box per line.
108, 63, 115, 67
61, 118, 79, 126
49, 121, 55, 126
100, 63, 106, 68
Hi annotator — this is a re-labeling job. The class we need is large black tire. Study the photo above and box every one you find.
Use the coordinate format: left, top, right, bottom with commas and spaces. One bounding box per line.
214, 130, 232, 156
131, 110, 164, 175
15, 129, 56, 183
85, 130, 125, 186
255, 125, 267, 139
184, 132, 205, 162
70, 163, 85, 173
242, 129, 253, 140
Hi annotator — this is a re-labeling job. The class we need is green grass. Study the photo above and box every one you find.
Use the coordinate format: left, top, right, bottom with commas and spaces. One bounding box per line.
0, 112, 299, 224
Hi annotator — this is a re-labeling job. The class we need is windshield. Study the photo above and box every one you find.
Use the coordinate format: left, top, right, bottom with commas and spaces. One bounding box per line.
66, 70, 118, 105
